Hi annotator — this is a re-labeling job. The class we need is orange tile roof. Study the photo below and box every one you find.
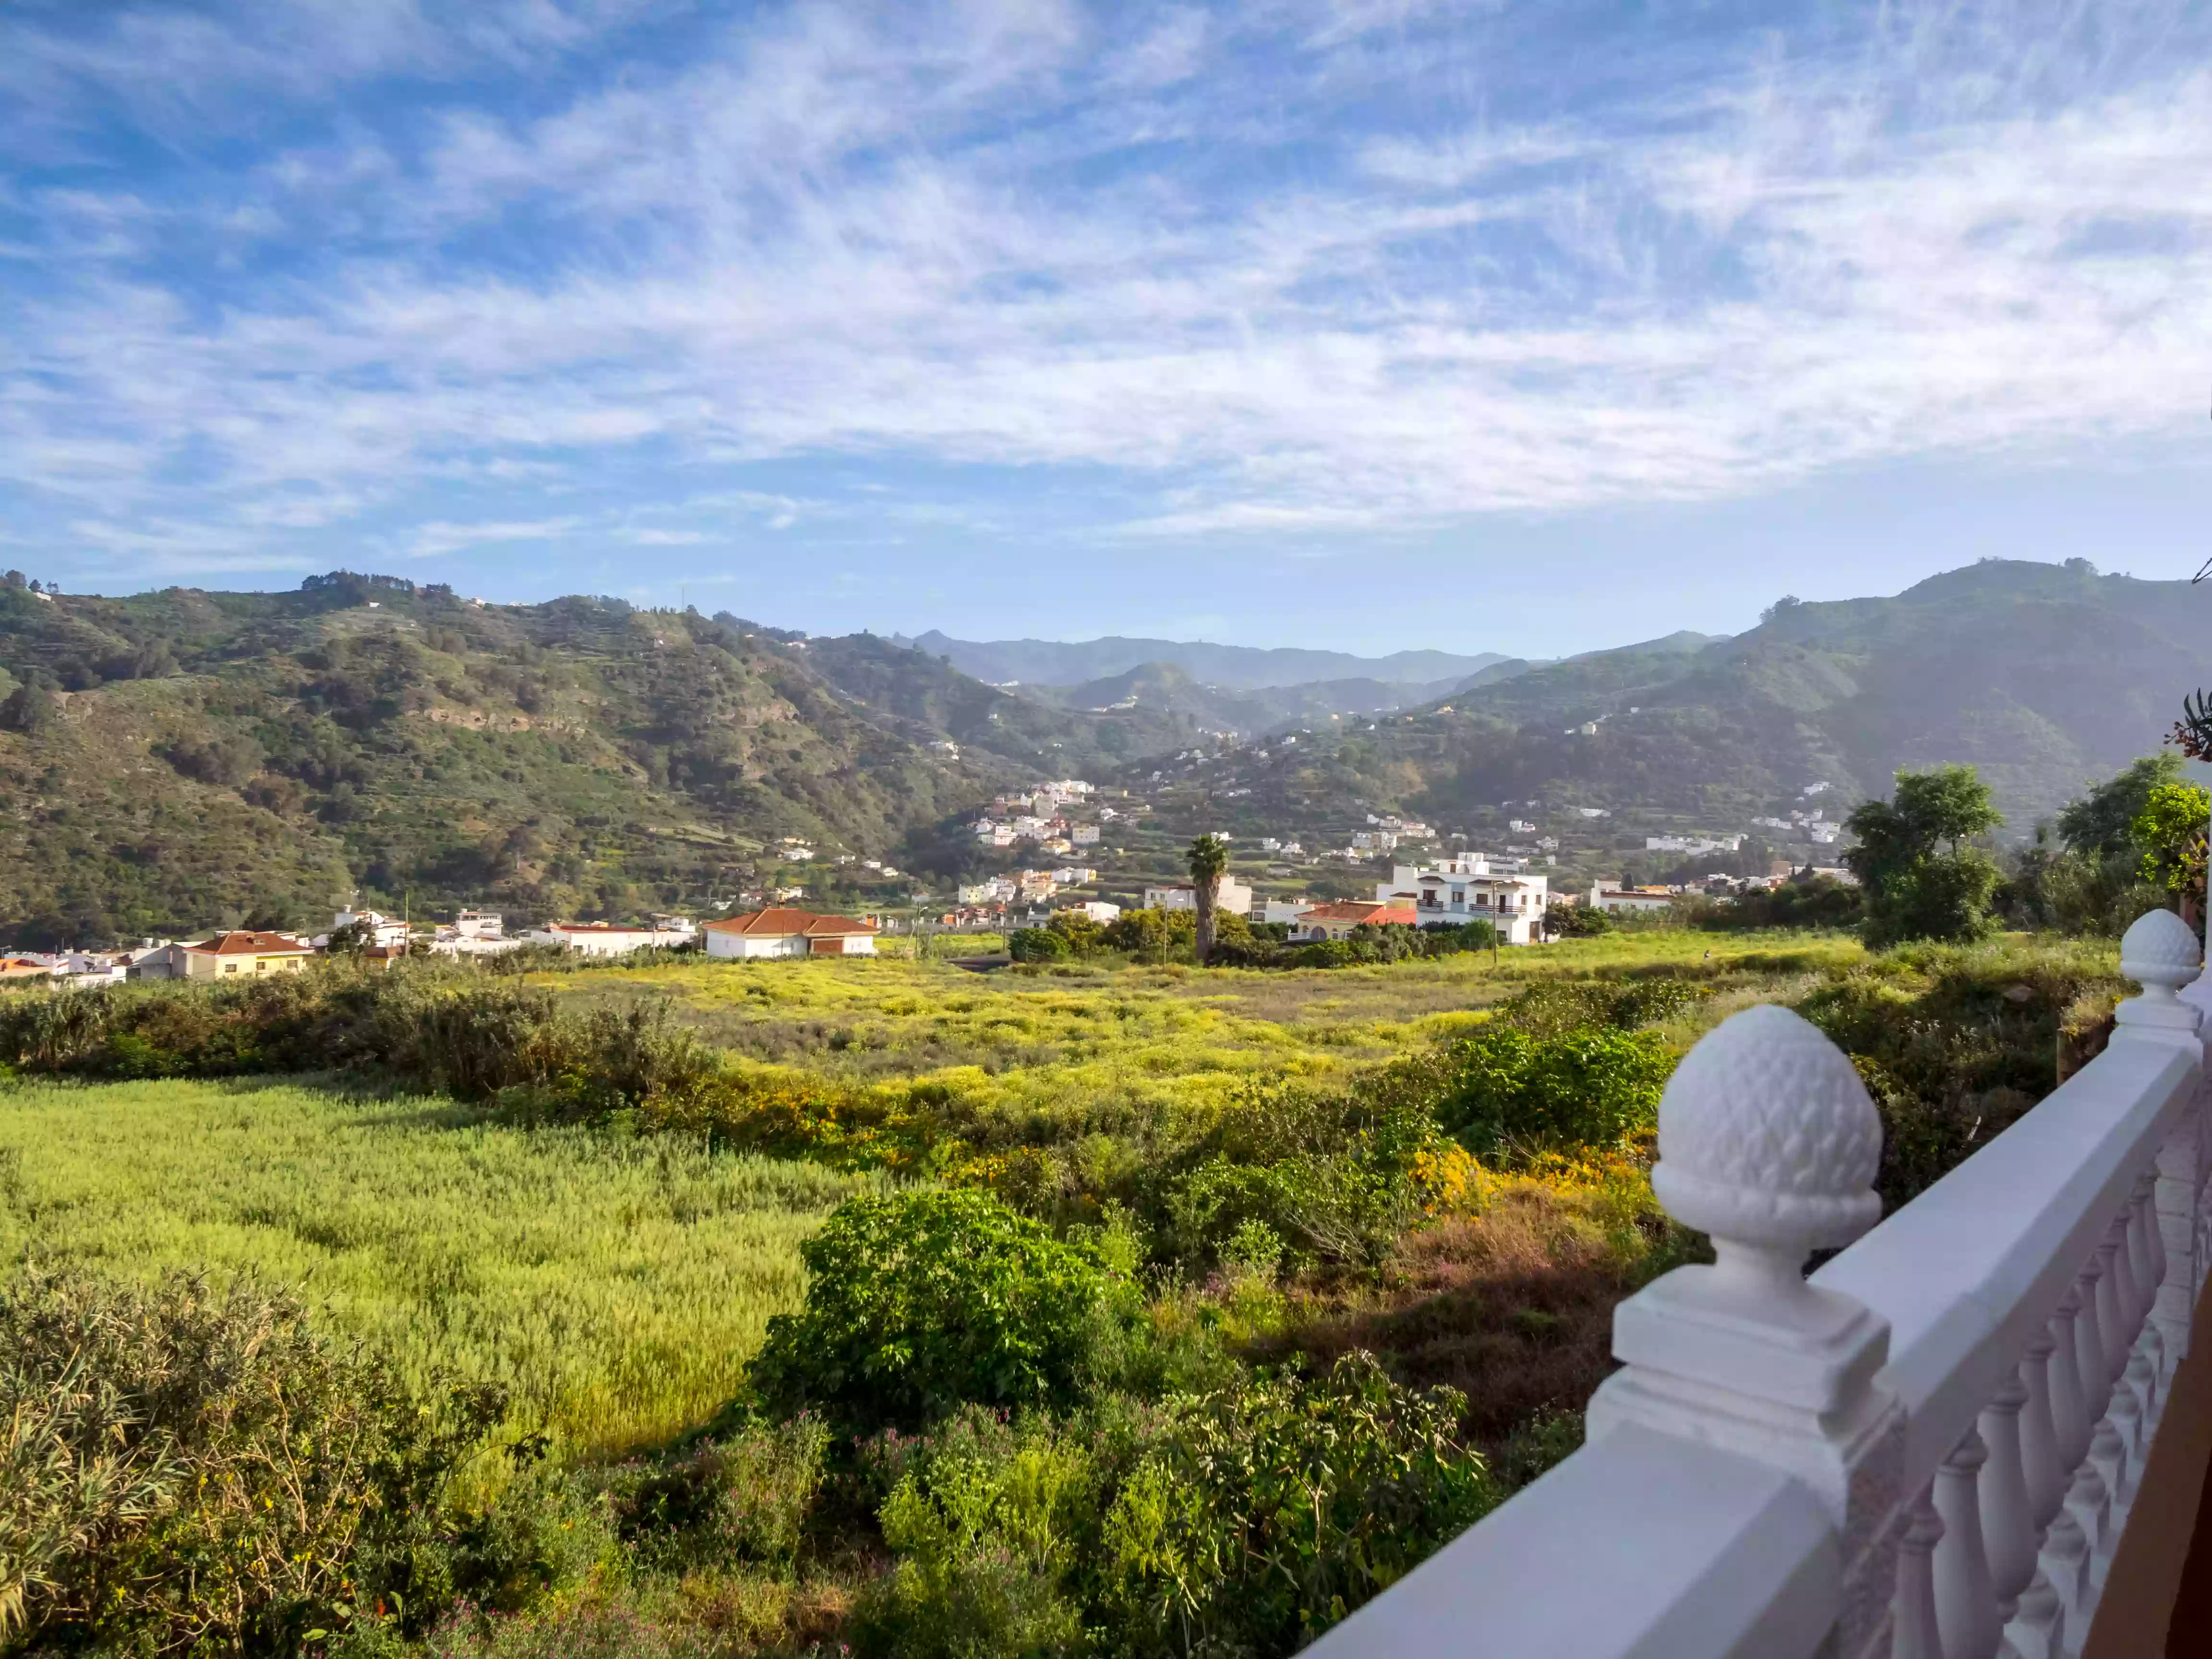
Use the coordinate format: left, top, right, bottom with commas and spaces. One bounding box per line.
706, 907, 878, 938
188, 930, 312, 956
1297, 900, 1417, 925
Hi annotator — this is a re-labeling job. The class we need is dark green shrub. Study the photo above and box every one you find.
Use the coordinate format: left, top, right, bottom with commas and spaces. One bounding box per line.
0, 1267, 498, 1654
1096, 1354, 1494, 1655
1382, 1023, 1675, 1164
854, 1356, 1494, 1659
1548, 905, 1613, 937
850, 1415, 1092, 1659
1008, 927, 1071, 963
750, 1191, 1123, 1433
1495, 977, 1701, 1038
611, 1417, 830, 1569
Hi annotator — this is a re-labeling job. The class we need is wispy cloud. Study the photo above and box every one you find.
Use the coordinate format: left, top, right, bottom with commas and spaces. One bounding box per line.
4, 0, 2211, 585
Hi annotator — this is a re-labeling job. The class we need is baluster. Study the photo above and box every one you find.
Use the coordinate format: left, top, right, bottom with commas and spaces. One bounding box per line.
2037, 1509, 2092, 1647
2061, 1461, 2110, 1607
1935, 1427, 2002, 1659
2128, 1172, 2159, 1325
2003, 1571, 2065, 1659
2074, 1257, 2111, 1424
2088, 1420, 2133, 1544
2050, 1290, 2092, 1474
2019, 1334, 2067, 1536
1980, 1375, 2037, 1622
2095, 1219, 2132, 1391
2123, 1349, 2159, 1447
1895, 1490, 1947, 1659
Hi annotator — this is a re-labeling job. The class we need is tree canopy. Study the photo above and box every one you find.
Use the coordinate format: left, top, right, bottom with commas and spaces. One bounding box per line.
2056, 751, 2187, 860
1844, 764, 2005, 945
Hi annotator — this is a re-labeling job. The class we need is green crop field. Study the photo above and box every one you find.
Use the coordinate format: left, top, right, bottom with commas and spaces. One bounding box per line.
0, 1078, 882, 1461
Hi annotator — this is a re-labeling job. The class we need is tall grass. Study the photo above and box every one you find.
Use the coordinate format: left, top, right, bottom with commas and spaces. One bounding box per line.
0, 1079, 884, 1460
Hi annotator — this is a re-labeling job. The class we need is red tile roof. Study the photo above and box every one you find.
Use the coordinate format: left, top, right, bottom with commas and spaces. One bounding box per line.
188, 930, 312, 956
706, 908, 877, 938
1297, 900, 1417, 925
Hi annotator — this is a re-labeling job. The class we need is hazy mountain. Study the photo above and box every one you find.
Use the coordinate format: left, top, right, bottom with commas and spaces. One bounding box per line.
1016, 660, 1532, 735
897, 630, 1510, 691
1186, 560, 2208, 840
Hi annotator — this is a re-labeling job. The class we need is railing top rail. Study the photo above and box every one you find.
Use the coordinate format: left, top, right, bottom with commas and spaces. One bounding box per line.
1814, 1031, 2196, 1487
1303, 1422, 1838, 1659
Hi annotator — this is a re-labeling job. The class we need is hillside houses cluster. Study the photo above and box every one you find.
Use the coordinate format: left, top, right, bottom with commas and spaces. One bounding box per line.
4, 899, 888, 986
971, 779, 1104, 852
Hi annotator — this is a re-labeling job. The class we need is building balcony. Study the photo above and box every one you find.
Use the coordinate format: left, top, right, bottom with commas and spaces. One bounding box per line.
1308, 906, 2212, 1659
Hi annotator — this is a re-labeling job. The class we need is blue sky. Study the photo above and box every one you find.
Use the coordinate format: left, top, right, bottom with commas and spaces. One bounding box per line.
5, 0, 2212, 656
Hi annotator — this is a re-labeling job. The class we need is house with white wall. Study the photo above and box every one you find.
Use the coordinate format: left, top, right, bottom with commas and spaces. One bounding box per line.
1143, 877, 1252, 916
703, 908, 878, 958
1586, 884, 1677, 915
1376, 860, 1550, 944
522, 919, 693, 956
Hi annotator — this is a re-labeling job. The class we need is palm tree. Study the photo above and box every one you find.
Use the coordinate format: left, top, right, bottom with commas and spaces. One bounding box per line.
1187, 834, 1230, 965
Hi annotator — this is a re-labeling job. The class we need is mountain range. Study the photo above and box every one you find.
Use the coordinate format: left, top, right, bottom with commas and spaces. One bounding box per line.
1165, 558, 2208, 844
0, 558, 2199, 946
894, 630, 1510, 690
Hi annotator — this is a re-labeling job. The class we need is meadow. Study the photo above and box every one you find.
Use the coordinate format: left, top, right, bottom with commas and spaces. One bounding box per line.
0, 1079, 881, 1461
539, 928, 1872, 1099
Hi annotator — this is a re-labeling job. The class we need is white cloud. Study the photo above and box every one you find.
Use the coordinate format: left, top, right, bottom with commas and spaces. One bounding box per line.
404, 518, 582, 558
6, 0, 2212, 570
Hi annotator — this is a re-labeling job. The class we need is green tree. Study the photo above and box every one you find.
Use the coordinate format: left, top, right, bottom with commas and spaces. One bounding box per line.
2056, 752, 2187, 858
748, 1190, 1121, 1433
1843, 764, 2006, 945
2131, 779, 2210, 905
1186, 835, 1230, 967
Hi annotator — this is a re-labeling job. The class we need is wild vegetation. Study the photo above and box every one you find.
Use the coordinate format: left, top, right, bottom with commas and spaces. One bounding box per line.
0, 902, 2135, 1657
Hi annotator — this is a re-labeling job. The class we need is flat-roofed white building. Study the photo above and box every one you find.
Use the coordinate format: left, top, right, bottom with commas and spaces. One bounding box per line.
523, 921, 691, 956
1143, 877, 1253, 916
1586, 884, 1677, 915
1378, 861, 1550, 944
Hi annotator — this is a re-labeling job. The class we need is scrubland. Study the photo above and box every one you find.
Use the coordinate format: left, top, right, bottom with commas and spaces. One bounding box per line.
0, 927, 2127, 1658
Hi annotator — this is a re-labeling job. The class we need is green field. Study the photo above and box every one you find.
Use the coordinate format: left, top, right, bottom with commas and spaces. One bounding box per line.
0, 1079, 880, 1460
0, 927, 2133, 1657
540, 929, 1870, 1098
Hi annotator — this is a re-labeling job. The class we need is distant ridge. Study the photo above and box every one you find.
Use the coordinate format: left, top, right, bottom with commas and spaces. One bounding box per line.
896, 631, 1509, 691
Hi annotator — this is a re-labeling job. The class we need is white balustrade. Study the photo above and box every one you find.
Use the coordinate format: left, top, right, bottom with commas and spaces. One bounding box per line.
1307, 906, 2208, 1659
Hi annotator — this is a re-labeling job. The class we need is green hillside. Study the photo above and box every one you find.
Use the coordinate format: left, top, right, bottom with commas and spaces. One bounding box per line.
1149, 560, 2210, 844
0, 575, 1176, 946
1012, 659, 1529, 738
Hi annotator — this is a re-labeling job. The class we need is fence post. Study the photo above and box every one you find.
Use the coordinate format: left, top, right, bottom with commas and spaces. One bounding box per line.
1588, 1003, 1906, 1659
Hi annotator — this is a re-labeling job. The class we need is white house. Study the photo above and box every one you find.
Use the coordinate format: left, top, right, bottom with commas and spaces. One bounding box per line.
1143, 877, 1253, 916
452, 910, 505, 939
1062, 900, 1121, 924
703, 908, 878, 958
523, 921, 692, 956
333, 909, 411, 950
1287, 899, 1419, 941
1378, 862, 1551, 944
1586, 884, 1677, 915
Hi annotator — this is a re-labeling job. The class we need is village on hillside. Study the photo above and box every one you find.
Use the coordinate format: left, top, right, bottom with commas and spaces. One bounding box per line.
2, 765, 1866, 981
